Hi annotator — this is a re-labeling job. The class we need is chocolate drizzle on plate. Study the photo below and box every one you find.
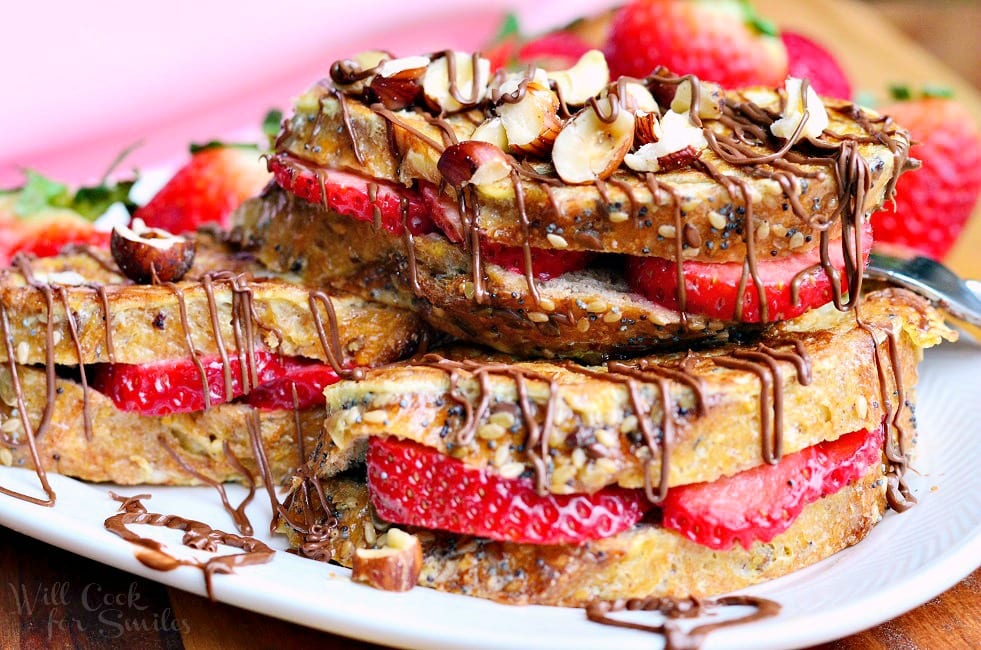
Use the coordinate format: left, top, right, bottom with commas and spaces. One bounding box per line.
586, 594, 781, 650
104, 492, 273, 601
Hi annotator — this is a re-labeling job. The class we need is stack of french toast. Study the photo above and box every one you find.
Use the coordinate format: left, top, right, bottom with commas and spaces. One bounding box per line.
0, 46, 956, 606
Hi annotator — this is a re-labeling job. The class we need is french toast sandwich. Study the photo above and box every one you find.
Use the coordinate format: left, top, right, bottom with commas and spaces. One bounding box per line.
278, 287, 953, 604
238, 48, 913, 360
0, 231, 426, 488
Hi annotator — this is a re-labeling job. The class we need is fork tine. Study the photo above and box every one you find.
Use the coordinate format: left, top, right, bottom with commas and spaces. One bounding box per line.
866, 252, 981, 328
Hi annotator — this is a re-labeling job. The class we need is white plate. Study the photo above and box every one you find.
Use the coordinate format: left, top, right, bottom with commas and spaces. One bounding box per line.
1, 341, 979, 649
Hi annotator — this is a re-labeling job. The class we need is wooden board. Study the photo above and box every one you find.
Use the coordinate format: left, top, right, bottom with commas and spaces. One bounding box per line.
755, 0, 981, 279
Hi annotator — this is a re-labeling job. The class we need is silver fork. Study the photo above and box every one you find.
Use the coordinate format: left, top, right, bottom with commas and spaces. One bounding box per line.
866, 252, 981, 339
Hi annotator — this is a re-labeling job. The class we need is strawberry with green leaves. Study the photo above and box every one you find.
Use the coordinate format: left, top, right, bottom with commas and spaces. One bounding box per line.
134, 142, 270, 234
603, 0, 787, 87
0, 170, 136, 266
872, 88, 981, 259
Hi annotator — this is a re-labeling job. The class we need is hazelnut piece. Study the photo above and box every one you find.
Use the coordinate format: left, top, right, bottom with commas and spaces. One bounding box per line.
437, 141, 512, 188
110, 219, 196, 284
552, 95, 635, 184
351, 528, 422, 592
369, 55, 430, 110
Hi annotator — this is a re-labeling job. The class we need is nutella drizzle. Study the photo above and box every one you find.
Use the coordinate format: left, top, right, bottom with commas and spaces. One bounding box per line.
158, 435, 256, 535
586, 594, 781, 650
164, 282, 213, 409
854, 310, 915, 511
0, 303, 56, 506
95, 284, 117, 363
104, 492, 273, 601
54, 286, 92, 440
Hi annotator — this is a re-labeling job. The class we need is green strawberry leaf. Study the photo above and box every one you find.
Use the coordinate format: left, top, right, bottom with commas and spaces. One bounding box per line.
263, 109, 284, 139
15, 171, 71, 217
738, 0, 779, 37
493, 12, 521, 44
71, 180, 138, 220
889, 84, 954, 101
189, 140, 260, 154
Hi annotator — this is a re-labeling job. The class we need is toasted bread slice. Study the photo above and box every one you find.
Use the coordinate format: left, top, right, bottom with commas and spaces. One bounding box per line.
281, 464, 886, 606
273, 81, 908, 261
0, 232, 425, 367
0, 364, 317, 486
314, 289, 952, 493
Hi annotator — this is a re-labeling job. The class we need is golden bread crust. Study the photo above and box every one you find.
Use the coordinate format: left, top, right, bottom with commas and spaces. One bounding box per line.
282, 465, 886, 606
317, 289, 951, 492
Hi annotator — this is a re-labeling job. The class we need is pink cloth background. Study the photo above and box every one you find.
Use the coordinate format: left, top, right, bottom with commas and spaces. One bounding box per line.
1, 0, 605, 187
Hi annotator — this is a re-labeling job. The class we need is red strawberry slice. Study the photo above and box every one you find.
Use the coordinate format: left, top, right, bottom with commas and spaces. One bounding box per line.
243, 363, 341, 411
662, 426, 884, 550
91, 351, 341, 416
366, 436, 652, 545
782, 31, 852, 100
481, 241, 595, 281
268, 154, 434, 236
626, 223, 873, 322
134, 144, 270, 234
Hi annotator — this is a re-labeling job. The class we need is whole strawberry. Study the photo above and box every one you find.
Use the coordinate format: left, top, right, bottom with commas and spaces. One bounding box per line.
782, 31, 851, 99
134, 143, 270, 234
872, 90, 981, 259
604, 0, 787, 87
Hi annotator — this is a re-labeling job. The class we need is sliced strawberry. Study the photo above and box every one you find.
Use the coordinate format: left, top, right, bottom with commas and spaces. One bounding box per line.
135, 144, 270, 234
482, 241, 595, 280
626, 223, 873, 322
268, 154, 434, 236
91, 351, 341, 415
243, 363, 341, 411
367, 436, 652, 545
662, 426, 884, 550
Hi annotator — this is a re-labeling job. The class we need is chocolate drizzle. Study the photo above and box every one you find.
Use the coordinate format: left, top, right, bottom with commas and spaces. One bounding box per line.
104, 492, 273, 601
854, 309, 915, 511
586, 594, 781, 650
714, 341, 811, 464
0, 302, 56, 506
158, 435, 256, 535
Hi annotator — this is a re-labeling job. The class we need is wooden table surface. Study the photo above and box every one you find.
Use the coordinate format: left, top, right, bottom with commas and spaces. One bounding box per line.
1, 0, 979, 649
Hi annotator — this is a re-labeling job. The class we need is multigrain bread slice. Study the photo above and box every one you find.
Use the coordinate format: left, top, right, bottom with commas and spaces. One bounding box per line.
275, 289, 951, 605
230, 187, 730, 360
281, 465, 886, 606
272, 80, 908, 261
309, 288, 951, 493
0, 232, 425, 367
